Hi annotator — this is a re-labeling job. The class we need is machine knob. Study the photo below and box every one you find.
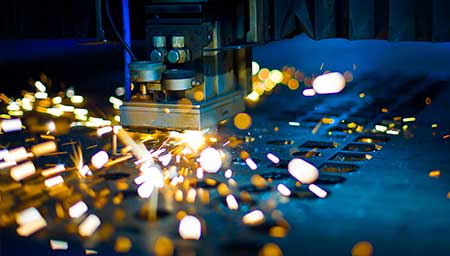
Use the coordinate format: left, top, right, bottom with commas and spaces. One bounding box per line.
150, 49, 166, 62
153, 36, 166, 48
171, 36, 185, 48
167, 49, 186, 64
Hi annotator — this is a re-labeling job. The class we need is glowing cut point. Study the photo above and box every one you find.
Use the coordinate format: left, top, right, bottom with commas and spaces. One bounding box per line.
245, 158, 258, 170
242, 210, 265, 225
69, 201, 88, 218
78, 214, 101, 237
90, 151, 109, 169
266, 153, 280, 164
1, 118, 22, 133
226, 194, 239, 210
288, 158, 319, 184
277, 184, 291, 197
308, 184, 327, 198
179, 215, 202, 240
199, 147, 222, 173
312, 72, 346, 94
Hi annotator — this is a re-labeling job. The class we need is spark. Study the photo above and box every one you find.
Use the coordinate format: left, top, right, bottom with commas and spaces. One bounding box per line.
69, 201, 88, 218
288, 121, 300, 126
288, 158, 319, 184
50, 240, 69, 250
16, 207, 47, 237
10, 161, 36, 181
179, 215, 202, 240
429, 170, 440, 178
137, 180, 155, 198
308, 184, 327, 198
196, 167, 204, 179
226, 194, 239, 210
0, 118, 22, 133
245, 158, 258, 170
277, 184, 291, 197
90, 151, 109, 169
70, 95, 84, 104
224, 169, 233, 178
97, 126, 113, 136
31, 141, 57, 157
242, 210, 265, 225
44, 175, 64, 188
34, 81, 46, 92
78, 214, 101, 237
41, 164, 66, 177
402, 117, 416, 122
375, 125, 388, 132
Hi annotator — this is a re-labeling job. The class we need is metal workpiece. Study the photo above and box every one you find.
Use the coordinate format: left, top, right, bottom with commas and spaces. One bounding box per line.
120, 90, 245, 130
129, 61, 165, 83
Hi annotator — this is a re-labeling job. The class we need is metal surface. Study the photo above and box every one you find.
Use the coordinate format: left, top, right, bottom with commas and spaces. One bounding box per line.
129, 61, 164, 83
120, 91, 245, 130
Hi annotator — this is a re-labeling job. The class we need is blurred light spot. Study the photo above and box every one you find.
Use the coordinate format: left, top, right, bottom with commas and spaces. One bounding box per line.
233, 113, 252, 130
269, 70, 283, 84
179, 215, 202, 240
312, 72, 346, 94
259, 243, 283, 256
351, 241, 373, 256
277, 184, 291, 197
242, 210, 265, 225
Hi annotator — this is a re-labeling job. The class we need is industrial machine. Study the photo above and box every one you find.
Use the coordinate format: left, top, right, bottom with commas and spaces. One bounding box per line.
120, 0, 297, 130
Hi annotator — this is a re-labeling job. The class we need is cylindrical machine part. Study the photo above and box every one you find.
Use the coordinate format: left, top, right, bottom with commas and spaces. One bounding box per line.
171, 36, 185, 48
153, 36, 166, 48
162, 69, 194, 91
150, 49, 166, 62
129, 61, 165, 83
167, 49, 187, 64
